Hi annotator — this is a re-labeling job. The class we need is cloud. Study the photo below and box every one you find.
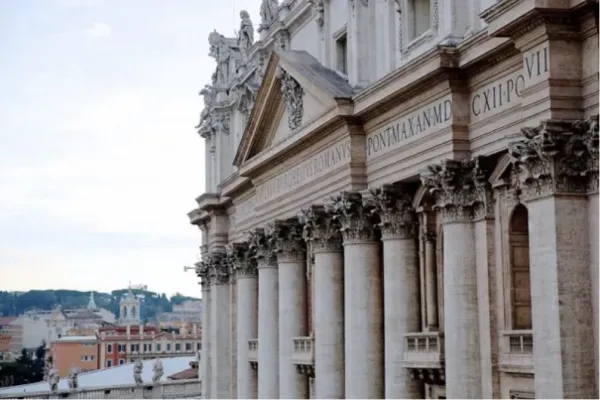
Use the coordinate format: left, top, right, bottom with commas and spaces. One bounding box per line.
57, 0, 104, 8
85, 22, 112, 38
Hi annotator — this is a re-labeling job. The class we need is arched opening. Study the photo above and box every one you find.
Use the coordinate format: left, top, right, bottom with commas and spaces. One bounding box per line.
509, 204, 532, 330
122, 306, 128, 318
131, 306, 137, 318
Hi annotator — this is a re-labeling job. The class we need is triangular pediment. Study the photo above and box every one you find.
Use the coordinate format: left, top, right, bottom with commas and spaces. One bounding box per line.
233, 50, 355, 167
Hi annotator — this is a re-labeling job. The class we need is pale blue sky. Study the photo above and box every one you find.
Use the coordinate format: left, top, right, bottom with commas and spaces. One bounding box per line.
0, 0, 260, 297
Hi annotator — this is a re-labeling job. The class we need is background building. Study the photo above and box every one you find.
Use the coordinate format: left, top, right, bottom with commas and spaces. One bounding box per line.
50, 335, 99, 377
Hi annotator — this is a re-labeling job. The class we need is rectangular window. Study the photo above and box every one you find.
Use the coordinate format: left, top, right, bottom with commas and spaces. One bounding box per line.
107, 344, 113, 354
119, 359, 125, 365
147, 344, 152, 352
196, 343, 201, 350
166, 343, 171, 351
335, 34, 348, 75
118, 344, 126, 353
408, 0, 431, 40
107, 360, 112, 367
185, 343, 192, 351
175, 343, 181, 351
157, 344, 162, 352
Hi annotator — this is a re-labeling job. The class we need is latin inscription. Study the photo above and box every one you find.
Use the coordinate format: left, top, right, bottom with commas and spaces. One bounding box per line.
471, 71, 525, 120
523, 44, 549, 86
256, 138, 352, 203
366, 96, 453, 160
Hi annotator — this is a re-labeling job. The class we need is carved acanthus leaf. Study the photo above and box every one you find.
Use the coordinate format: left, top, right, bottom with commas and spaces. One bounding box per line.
265, 219, 306, 262
227, 242, 257, 278
247, 228, 277, 266
208, 251, 230, 285
330, 191, 378, 242
299, 205, 343, 252
367, 184, 416, 239
278, 69, 304, 131
508, 116, 599, 199
420, 157, 491, 222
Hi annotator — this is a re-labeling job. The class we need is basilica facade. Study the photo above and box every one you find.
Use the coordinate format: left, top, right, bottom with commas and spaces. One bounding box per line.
188, 0, 599, 398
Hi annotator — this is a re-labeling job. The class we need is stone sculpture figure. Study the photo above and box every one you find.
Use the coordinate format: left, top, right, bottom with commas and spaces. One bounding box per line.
196, 84, 216, 130
260, 0, 279, 28
133, 358, 144, 385
238, 10, 254, 59
67, 364, 79, 390
279, 68, 304, 130
152, 358, 164, 383
209, 30, 232, 85
48, 366, 60, 392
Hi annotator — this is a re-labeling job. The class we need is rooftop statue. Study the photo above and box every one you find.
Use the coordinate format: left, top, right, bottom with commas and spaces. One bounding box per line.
152, 358, 164, 383
238, 10, 254, 61
260, 0, 279, 29
48, 366, 60, 393
133, 359, 144, 385
209, 30, 233, 85
67, 364, 79, 390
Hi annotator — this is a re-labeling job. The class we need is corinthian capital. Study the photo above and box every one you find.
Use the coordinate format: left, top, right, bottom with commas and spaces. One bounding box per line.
329, 191, 378, 243
299, 205, 343, 252
265, 219, 306, 263
421, 157, 491, 222
208, 251, 230, 285
227, 242, 258, 278
367, 184, 416, 239
195, 260, 211, 288
508, 117, 599, 198
247, 228, 277, 267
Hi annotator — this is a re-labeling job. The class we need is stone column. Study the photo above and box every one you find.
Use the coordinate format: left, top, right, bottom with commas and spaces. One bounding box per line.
421, 159, 485, 399
249, 229, 279, 399
424, 234, 439, 329
195, 261, 212, 400
269, 219, 308, 399
229, 243, 258, 400
331, 192, 384, 399
300, 205, 345, 399
508, 118, 599, 399
208, 252, 231, 399
369, 185, 422, 399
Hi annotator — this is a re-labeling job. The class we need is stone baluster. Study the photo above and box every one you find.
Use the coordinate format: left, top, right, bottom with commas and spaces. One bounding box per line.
268, 219, 309, 399
421, 158, 486, 399
228, 243, 258, 400
208, 252, 232, 399
195, 259, 212, 400
508, 118, 599, 398
368, 185, 422, 399
299, 205, 345, 399
330, 191, 384, 399
248, 229, 279, 399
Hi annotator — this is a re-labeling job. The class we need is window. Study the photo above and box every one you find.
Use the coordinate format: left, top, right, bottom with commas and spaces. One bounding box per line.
175, 343, 181, 352
131, 344, 140, 352
197, 343, 201, 350
166, 343, 171, 351
107, 360, 112, 367
408, 0, 431, 41
80, 355, 95, 362
107, 344, 113, 354
119, 359, 125, 365
335, 34, 347, 75
118, 344, 126, 353
143, 343, 152, 352
157, 344, 162, 352
509, 204, 532, 330
185, 343, 192, 351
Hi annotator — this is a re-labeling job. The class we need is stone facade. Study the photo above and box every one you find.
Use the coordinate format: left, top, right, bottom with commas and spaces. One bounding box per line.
189, 0, 599, 399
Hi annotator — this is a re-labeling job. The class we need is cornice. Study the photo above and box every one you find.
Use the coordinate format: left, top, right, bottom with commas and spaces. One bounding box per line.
220, 174, 253, 199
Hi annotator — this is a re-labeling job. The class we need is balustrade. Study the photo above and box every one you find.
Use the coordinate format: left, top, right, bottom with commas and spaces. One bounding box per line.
291, 336, 314, 366
499, 330, 533, 373
402, 331, 445, 369
248, 338, 258, 363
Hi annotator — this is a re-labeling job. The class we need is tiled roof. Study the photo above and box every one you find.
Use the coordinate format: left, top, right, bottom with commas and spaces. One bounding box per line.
167, 367, 198, 380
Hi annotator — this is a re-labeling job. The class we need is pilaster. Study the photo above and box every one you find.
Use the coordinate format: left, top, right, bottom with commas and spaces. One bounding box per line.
421, 158, 486, 399
331, 191, 384, 399
368, 184, 422, 399
299, 205, 345, 399
507, 117, 599, 399
348, 0, 372, 86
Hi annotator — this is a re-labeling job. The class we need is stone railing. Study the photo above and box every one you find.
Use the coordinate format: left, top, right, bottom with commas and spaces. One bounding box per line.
248, 339, 258, 363
0, 379, 201, 399
291, 336, 314, 366
402, 331, 445, 369
499, 329, 534, 373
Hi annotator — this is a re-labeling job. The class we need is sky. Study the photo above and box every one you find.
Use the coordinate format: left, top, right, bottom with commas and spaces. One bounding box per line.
0, 0, 261, 297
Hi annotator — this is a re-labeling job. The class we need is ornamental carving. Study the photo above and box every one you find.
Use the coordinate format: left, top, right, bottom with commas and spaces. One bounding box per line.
308, 0, 325, 32
508, 117, 599, 199
350, 0, 368, 13
248, 228, 277, 267
260, 0, 280, 29
330, 191, 378, 243
266, 219, 306, 262
299, 205, 343, 252
238, 10, 254, 61
278, 68, 304, 130
208, 30, 234, 85
195, 260, 211, 288
421, 157, 491, 222
367, 184, 417, 239
208, 251, 230, 285
227, 242, 258, 278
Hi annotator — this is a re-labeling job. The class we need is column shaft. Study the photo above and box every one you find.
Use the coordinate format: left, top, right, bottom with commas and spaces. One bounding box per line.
258, 264, 279, 399
443, 221, 482, 399
236, 276, 258, 399
589, 192, 599, 391
202, 286, 212, 399
210, 283, 231, 398
382, 237, 421, 398
344, 241, 383, 398
424, 239, 438, 329
314, 250, 345, 398
278, 259, 308, 399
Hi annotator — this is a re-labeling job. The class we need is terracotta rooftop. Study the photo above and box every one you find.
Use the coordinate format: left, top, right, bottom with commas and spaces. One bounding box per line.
167, 368, 198, 381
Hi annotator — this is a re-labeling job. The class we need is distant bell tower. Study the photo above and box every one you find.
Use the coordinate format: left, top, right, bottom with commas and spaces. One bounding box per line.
118, 285, 141, 326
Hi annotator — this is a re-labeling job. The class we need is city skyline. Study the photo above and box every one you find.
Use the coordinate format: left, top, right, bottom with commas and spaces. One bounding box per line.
0, 0, 261, 297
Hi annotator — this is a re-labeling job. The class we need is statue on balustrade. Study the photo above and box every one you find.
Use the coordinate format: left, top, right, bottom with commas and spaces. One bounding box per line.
238, 10, 254, 61
133, 358, 144, 385
260, 0, 279, 28
67, 364, 79, 389
48, 366, 60, 392
209, 30, 233, 85
152, 358, 164, 383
